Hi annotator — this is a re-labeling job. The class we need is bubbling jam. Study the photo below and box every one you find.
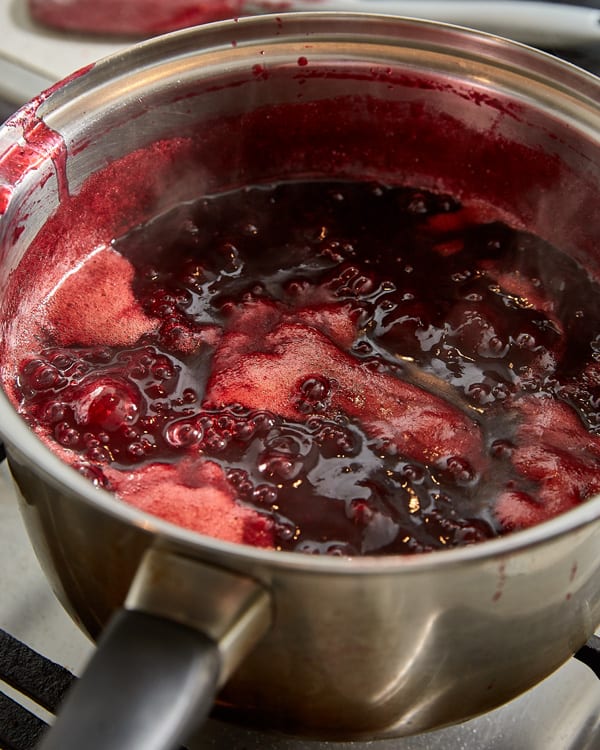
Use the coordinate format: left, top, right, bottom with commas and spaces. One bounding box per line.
14, 181, 600, 554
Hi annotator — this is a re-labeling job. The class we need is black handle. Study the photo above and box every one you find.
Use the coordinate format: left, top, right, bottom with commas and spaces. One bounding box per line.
37, 609, 221, 750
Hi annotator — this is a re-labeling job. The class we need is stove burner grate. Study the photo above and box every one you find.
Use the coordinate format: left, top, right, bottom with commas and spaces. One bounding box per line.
0, 629, 73, 750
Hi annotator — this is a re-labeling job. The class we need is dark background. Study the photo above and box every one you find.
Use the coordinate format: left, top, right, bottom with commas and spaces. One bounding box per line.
539, 0, 600, 73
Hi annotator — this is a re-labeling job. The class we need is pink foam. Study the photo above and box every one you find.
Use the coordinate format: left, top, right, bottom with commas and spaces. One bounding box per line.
107, 459, 274, 546
47, 246, 158, 347
496, 397, 600, 529
207, 303, 484, 468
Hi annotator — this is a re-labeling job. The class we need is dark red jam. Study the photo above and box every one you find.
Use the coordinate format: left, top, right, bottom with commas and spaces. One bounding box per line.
15, 181, 600, 554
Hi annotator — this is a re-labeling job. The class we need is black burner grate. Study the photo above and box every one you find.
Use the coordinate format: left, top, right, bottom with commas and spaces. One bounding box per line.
0, 694, 45, 750
0, 630, 72, 750
575, 634, 600, 680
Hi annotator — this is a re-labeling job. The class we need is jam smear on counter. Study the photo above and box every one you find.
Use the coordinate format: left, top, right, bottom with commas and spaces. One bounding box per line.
15, 181, 600, 555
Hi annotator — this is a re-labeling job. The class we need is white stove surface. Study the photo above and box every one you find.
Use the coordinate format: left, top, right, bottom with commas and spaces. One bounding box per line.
0, 0, 128, 104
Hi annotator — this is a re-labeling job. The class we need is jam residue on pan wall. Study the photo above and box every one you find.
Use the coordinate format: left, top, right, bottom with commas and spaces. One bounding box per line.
13, 180, 600, 555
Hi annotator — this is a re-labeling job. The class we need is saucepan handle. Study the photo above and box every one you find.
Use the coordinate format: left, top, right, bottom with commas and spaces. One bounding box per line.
37, 609, 221, 750
37, 548, 272, 750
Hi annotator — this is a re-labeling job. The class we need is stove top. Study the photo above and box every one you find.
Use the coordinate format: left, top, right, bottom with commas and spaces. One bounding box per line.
1, 1, 600, 748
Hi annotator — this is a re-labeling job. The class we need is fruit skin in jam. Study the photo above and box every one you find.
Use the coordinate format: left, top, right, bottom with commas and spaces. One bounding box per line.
14, 180, 600, 556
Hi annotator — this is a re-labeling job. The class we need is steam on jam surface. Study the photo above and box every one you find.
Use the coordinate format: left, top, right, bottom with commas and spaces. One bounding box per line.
15, 181, 600, 554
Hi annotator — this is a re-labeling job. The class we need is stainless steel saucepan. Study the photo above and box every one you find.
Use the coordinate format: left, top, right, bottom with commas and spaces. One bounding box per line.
0, 13, 599, 750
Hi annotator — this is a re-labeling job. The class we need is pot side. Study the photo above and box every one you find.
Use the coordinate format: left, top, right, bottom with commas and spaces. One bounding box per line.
0, 14, 599, 739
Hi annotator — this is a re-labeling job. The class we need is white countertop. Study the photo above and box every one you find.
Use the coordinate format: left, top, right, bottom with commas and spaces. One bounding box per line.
0, 0, 128, 103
